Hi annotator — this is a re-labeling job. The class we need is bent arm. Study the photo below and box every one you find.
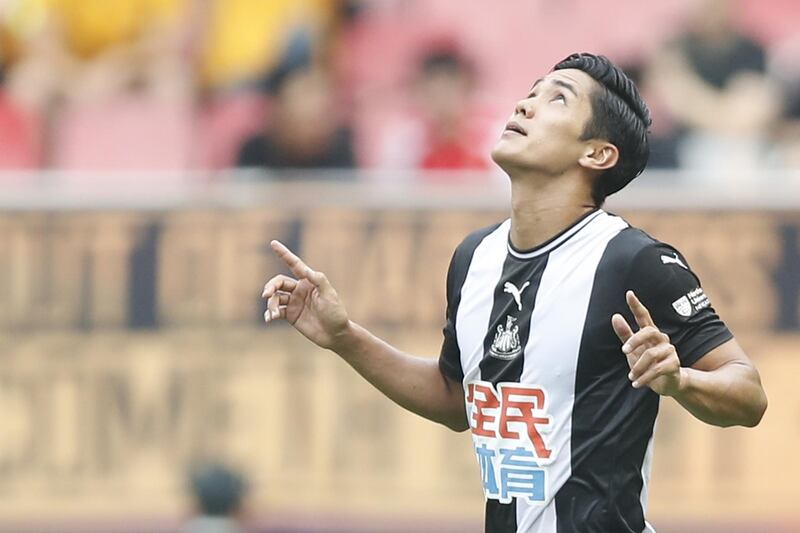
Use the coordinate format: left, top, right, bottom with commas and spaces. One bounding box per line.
330, 320, 469, 432
673, 339, 767, 428
263, 239, 468, 432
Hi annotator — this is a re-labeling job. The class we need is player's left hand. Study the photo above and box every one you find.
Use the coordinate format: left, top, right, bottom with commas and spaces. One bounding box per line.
611, 291, 683, 397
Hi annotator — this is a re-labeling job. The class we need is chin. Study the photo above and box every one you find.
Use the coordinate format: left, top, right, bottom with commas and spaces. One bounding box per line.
491, 143, 528, 173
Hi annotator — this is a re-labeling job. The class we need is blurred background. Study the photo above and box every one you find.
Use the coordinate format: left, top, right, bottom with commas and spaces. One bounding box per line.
0, 0, 798, 531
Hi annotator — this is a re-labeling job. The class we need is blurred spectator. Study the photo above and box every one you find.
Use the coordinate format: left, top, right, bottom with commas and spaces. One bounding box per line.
0, 21, 39, 170
192, 1, 363, 170
2, 0, 194, 171
197, 0, 337, 90
648, 0, 782, 178
44, 0, 184, 59
8, 0, 190, 107
0, 85, 40, 170
374, 44, 493, 174
769, 36, 800, 168
183, 461, 249, 533
236, 64, 355, 171
622, 63, 680, 170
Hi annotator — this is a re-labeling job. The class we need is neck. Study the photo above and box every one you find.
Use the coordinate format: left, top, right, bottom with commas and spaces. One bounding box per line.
508, 170, 596, 250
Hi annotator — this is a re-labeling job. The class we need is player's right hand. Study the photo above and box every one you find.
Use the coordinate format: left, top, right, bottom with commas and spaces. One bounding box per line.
261, 240, 350, 350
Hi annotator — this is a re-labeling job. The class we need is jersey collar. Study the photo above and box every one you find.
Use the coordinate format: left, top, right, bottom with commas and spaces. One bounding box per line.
507, 208, 603, 260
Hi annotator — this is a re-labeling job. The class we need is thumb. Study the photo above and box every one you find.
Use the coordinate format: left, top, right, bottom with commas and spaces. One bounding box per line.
612, 313, 637, 370
611, 313, 634, 344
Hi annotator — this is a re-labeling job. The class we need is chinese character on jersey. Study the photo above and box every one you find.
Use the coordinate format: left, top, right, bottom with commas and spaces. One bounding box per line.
468, 381, 552, 503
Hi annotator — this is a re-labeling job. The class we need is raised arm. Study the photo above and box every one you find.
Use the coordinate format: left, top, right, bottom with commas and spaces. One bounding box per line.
262, 240, 468, 431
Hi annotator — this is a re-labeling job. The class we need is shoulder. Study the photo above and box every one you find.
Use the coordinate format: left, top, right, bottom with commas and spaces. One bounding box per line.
603, 225, 707, 316
327, 126, 355, 156
733, 35, 767, 66
444, 221, 506, 295
597, 223, 704, 307
452, 221, 506, 262
599, 226, 656, 273
600, 224, 688, 274
333, 126, 354, 144
327, 127, 356, 166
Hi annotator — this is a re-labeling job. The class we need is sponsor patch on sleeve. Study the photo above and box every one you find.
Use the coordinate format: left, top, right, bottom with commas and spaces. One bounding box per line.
672, 288, 710, 318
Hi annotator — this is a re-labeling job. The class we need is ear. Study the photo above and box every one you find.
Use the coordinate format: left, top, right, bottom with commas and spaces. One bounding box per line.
578, 141, 619, 172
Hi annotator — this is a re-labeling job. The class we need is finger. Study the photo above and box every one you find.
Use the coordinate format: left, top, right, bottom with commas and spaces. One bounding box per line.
633, 363, 670, 389
267, 289, 291, 301
267, 292, 292, 307
621, 325, 667, 356
270, 240, 325, 286
629, 345, 675, 386
267, 291, 292, 309
629, 343, 669, 381
626, 290, 655, 328
624, 342, 649, 370
612, 314, 638, 369
628, 348, 656, 384
262, 275, 298, 298
264, 305, 288, 324
267, 292, 290, 312
632, 355, 679, 389
611, 313, 634, 344
267, 293, 279, 319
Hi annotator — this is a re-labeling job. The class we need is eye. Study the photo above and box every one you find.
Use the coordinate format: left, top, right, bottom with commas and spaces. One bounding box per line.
552, 94, 566, 104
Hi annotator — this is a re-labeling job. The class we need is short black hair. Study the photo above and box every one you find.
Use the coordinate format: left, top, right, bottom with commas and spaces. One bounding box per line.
553, 53, 651, 206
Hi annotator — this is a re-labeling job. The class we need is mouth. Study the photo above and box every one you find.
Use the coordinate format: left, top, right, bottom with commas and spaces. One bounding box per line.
504, 121, 527, 136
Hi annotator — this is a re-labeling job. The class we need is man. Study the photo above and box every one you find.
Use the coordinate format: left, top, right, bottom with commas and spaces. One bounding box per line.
261, 53, 767, 532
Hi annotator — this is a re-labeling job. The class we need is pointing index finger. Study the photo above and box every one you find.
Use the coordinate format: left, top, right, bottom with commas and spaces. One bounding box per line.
626, 290, 655, 328
270, 240, 315, 280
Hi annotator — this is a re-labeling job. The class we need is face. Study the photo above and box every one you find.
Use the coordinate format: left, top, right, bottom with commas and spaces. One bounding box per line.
274, 68, 337, 149
491, 68, 600, 176
416, 67, 472, 130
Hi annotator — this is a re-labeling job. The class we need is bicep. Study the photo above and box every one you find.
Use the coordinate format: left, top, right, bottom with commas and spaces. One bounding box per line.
438, 366, 468, 432
441, 371, 465, 399
690, 338, 755, 373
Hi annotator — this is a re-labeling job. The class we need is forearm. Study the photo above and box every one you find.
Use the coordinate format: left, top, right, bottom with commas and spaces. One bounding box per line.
673, 362, 767, 428
330, 320, 469, 431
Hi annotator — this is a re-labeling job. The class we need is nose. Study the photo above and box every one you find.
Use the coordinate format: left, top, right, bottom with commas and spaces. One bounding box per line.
515, 97, 534, 118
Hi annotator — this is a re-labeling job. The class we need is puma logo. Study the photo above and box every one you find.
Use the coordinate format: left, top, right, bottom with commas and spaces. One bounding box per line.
503, 281, 530, 311
660, 253, 688, 270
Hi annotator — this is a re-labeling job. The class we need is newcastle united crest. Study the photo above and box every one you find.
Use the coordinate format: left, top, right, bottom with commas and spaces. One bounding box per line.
489, 315, 522, 360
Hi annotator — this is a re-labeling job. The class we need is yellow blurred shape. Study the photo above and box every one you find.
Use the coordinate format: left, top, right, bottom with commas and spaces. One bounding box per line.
199, 0, 333, 87
35, 0, 183, 57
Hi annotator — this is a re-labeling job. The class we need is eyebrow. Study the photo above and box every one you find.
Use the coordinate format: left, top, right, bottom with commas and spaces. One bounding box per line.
530, 77, 579, 98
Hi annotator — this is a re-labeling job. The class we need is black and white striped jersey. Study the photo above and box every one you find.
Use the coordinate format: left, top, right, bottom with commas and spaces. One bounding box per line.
438, 209, 732, 533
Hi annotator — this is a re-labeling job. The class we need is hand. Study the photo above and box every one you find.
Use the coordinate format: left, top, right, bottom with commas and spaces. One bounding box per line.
611, 291, 683, 397
261, 240, 350, 349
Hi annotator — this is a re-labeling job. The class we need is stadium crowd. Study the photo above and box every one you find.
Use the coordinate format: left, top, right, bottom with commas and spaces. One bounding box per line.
0, 0, 798, 180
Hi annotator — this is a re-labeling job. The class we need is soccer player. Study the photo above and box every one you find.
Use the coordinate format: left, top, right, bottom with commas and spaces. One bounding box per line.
261, 53, 768, 533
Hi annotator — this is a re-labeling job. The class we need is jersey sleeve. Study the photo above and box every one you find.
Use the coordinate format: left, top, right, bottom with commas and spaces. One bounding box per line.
438, 248, 464, 382
624, 242, 733, 367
